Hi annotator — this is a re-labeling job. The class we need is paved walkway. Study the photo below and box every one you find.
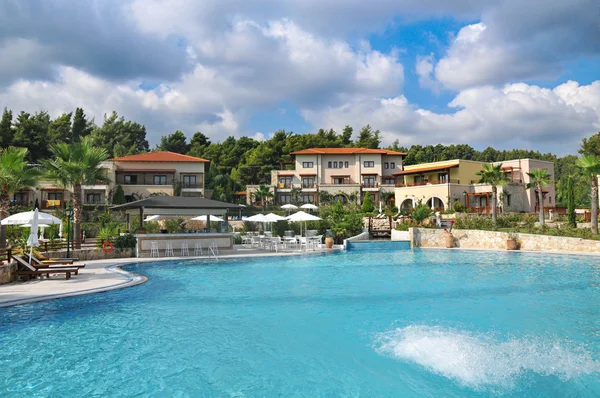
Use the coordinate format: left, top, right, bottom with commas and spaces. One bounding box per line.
0, 247, 342, 307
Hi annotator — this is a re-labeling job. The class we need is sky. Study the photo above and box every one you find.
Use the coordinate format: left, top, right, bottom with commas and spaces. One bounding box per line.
0, 0, 599, 155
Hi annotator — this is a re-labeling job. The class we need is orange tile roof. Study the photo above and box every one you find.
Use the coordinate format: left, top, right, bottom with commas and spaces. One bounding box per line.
393, 162, 460, 175
291, 148, 406, 156
111, 151, 210, 163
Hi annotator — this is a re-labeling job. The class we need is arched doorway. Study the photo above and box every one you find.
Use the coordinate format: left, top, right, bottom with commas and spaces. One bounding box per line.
400, 198, 414, 210
333, 194, 348, 204
426, 197, 445, 210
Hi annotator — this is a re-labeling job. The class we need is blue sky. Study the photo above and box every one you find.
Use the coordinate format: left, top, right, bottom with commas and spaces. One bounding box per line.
0, 0, 598, 155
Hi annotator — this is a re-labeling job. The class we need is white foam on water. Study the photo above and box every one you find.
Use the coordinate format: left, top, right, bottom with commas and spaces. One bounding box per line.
373, 325, 600, 390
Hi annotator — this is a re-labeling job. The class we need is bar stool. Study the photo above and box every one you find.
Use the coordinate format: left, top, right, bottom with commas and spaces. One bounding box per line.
194, 241, 203, 256
165, 242, 174, 257
180, 242, 189, 256
150, 241, 159, 257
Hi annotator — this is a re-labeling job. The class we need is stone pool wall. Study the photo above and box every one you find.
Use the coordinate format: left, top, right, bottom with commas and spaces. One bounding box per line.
44, 248, 136, 261
0, 262, 17, 284
410, 227, 600, 253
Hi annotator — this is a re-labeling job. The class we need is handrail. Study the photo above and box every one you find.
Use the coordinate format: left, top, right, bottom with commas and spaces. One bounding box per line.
208, 243, 218, 261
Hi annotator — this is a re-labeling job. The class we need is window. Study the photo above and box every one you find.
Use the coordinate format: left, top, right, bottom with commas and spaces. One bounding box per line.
333, 177, 346, 184
383, 177, 395, 185
279, 177, 292, 189
344, 161, 349, 168
14, 192, 28, 205
414, 176, 424, 184
328, 161, 332, 168
124, 175, 137, 185
279, 194, 291, 204
364, 161, 374, 168
182, 175, 197, 187
549, 196, 552, 204
390, 162, 395, 169
333, 161, 338, 168
86, 193, 102, 204
363, 176, 376, 188
302, 177, 315, 188
48, 192, 63, 201
384, 162, 389, 169
153, 175, 167, 185
438, 173, 447, 183
302, 162, 314, 168
301, 194, 314, 204
506, 194, 511, 206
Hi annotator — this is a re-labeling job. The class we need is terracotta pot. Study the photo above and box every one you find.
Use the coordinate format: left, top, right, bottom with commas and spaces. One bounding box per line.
325, 237, 334, 249
507, 239, 518, 250
445, 232, 454, 248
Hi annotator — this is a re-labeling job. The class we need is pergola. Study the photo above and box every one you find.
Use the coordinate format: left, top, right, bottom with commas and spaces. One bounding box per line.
110, 196, 243, 230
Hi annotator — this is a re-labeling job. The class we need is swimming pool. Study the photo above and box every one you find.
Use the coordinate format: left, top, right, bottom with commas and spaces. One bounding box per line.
1, 248, 599, 397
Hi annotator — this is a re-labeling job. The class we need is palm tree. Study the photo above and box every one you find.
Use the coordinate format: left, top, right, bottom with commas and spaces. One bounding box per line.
254, 184, 273, 211
42, 137, 109, 248
576, 155, 600, 234
476, 163, 510, 224
525, 168, 552, 226
0, 147, 41, 247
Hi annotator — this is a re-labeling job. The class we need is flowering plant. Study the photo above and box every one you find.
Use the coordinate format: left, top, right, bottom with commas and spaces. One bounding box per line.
449, 220, 454, 233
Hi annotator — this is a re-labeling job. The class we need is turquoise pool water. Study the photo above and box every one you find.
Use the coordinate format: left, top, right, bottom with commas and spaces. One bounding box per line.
1, 248, 599, 397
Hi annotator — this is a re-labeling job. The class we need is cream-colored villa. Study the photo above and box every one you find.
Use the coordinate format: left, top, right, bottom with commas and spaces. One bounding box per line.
13, 151, 210, 209
246, 149, 556, 214
246, 147, 406, 205
394, 158, 556, 213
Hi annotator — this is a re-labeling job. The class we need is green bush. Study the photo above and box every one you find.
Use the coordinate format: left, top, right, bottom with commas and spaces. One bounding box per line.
395, 222, 411, 231
114, 233, 137, 249
82, 223, 100, 238
412, 201, 433, 225
452, 200, 464, 213
453, 215, 495, 230
164, 218, 185, 233
144, 221, 160, 234
361, 192, 375, 213
96, 226, 118, 247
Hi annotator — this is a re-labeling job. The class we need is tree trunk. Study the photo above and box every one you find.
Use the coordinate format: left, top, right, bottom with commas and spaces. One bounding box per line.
537, 184, 545, 226
491, 186, 497, 224
73, 183, 82, 249
592, 177, 598, 235
0, 187, 9, 248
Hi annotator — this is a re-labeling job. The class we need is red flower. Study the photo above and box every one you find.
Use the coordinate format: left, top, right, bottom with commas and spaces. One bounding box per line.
451, 220, 455, 225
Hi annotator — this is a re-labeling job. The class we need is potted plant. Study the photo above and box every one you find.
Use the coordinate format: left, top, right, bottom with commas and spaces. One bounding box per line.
444, 220, 455, 248
324, 232, 334, 249
507, 231, 518, 250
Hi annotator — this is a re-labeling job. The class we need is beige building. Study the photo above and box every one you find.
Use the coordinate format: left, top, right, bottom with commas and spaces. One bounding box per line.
12, 151, 210, 210
394, 158, 556, 213
247, 147, 405, 205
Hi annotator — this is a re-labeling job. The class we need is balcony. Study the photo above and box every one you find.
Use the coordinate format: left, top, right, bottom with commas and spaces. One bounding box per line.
396, 179, 459, 187
277, 182, 293, 189
41, 200, 65, 210
182, 183, 204, 189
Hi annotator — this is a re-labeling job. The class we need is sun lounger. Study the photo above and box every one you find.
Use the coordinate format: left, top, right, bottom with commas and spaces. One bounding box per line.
13, 256, 80, 280
24, 255, 86, 269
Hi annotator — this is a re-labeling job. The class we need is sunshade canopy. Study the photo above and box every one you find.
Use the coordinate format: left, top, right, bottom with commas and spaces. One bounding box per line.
300, 204, 318, 210
281, 204, 298, 210
110, 196, 242, 217
189, 215, 225, 222
286, 211, 322, 222
1, 210, 62, 225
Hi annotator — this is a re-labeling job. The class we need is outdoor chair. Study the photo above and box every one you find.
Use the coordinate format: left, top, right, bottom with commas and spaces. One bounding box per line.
180, 242, 189, 256
24, 255, 86, 269
194, 241, 203, 256
306, 230, 317, 237
150, 241, 160, 257
14, 256, 79, 280
298, 237, 309, 251
165, 242, 174, 257
284, 231, 294, 237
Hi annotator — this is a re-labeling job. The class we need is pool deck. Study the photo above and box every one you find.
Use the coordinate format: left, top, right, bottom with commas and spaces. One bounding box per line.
0, 247, 343, 308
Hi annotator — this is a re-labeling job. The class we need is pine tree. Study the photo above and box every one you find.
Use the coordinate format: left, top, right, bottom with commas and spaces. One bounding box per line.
71, 107, 93, 143
112, 184, 126, 205
362, 192, 375, 213
0, 108, 13, 148
567, 176, 577, 228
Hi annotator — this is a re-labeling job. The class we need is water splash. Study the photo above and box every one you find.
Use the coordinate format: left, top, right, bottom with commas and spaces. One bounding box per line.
374, 325, 600, 389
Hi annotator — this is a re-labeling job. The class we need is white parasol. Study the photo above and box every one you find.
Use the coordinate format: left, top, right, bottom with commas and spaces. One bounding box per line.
189, 215, 226, 222
286, 211, 322, 236
26, 208, 40, 264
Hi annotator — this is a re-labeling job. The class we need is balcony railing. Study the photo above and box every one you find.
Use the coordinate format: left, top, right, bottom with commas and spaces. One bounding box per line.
182, 183, 204, 189
467, 206, 502, 215
41, 200, 65, 210
396, 179, 459, 187
362, 182, 379, 188
278, 183, 293, 189
301, 183, 316, 189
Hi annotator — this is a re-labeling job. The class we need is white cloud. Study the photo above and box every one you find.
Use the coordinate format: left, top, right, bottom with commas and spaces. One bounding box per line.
415, 53, 441, 94
303, 80, 600, 154
434, 0, 600, 89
